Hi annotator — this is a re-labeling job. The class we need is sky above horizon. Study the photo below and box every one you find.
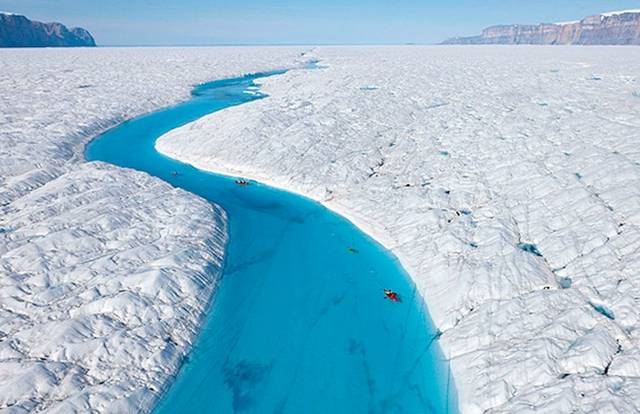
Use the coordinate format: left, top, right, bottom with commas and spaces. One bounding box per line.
2, 0, 640, 45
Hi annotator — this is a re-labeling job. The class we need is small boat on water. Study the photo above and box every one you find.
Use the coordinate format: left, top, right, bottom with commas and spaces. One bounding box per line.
384, 289, 401, 302
235, 179, 250, 186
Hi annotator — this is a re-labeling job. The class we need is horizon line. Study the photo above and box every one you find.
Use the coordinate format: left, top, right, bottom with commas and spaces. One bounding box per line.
97, 42, 434, 47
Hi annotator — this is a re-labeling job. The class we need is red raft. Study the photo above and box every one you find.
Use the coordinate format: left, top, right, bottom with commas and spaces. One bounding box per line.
383, 289, 401, 302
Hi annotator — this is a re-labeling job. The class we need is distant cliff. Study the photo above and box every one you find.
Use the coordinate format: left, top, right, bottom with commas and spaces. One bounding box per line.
0, 12, 96, 47
443, 9, 640, 45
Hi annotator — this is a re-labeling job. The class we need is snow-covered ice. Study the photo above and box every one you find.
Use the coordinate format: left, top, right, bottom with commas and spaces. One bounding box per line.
158, 46, 640, 413
0, 47, 303, 412
4, 44, 640, 413
0, 164, 226, 412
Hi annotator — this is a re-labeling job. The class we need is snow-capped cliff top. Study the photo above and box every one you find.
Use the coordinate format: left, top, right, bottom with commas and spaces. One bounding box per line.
601, 9, 640, 17
444, 9, 640, 45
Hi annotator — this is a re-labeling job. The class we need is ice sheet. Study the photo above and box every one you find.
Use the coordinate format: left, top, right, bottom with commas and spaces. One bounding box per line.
0, 47, 303, 412
157, 45, 640, 413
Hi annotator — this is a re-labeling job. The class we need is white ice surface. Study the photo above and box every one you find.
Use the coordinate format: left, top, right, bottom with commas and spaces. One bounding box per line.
158, 46, 640, 413
0, 47, 304, 412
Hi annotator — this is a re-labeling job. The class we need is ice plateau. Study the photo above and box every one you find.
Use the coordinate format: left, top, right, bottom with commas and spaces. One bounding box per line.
0, 47, 304, 412
157, 46, 640, 413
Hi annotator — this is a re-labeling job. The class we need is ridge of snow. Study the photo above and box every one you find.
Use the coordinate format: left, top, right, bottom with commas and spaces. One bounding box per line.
601, 9, 640, 17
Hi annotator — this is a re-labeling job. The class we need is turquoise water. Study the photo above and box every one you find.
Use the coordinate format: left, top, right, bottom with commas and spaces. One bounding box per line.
86, 68, 456, 414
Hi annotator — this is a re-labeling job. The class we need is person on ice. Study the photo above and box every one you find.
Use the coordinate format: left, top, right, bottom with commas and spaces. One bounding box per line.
384, 289, 401, 302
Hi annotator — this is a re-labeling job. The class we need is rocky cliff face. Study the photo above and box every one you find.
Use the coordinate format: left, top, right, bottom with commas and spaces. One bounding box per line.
0, 12, 96, 47
443, 9, 640, 45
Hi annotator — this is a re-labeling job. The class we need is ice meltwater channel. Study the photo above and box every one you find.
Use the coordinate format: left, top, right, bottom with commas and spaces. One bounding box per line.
85, 66, 456, 413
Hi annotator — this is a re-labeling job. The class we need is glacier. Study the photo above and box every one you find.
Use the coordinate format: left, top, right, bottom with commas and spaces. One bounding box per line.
3, 44, 640, 413
0, 47, 304, 412
157, 46, 640, 413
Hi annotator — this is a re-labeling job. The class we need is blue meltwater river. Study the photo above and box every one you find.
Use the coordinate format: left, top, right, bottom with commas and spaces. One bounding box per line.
86, 65, 457, 414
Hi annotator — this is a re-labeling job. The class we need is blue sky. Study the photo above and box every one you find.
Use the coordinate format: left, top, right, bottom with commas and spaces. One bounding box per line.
1, 0, 639, 45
